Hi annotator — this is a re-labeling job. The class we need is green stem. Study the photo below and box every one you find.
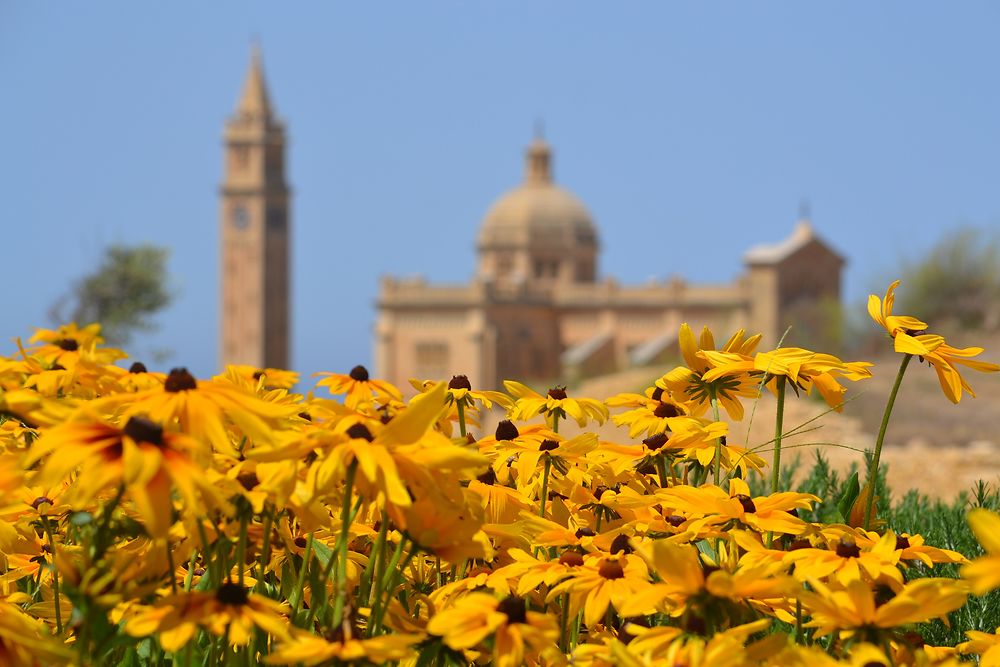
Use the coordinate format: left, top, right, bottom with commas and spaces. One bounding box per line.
710, 388, 722, 486
333, 461, 358, 626
364, 513, 390, 608
771, 376, 786, 495
864, 353, 912, 531
290, 533, 314, 621
368, 537, 410, 636
655, 454, 669, 489
538, 456, 552, 518
456, 400, 467, 438
41, 517, 62, 634
255, 508, 274, 586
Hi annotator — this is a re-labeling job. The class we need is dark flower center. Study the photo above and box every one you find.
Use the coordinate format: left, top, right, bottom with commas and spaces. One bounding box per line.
476, 467, 497, 485
650, 387, 664, 401
495, 420, 520, 441
874, 584, 896, 608
124, 416, 164, 447
237, 471, 259, 491
598, 558, 625, 580
733, 494, 757, 513
643, 433, 668, 451
448, 375, 471, 390
496, 596, 527, 624
610, 534, 633, 554
128, 361, 148, 374
836, 537, 861, 559
165, 368, 197, 392
787, 538, 811, 551
294, 536, 308, 549
55, 338, 78, 351
298, 412, 312, 422
575, 527, 596, 538
895, 535, 911, 550
349, 365, 370, 382
31, 496, 53, 510
559, 550, 585, 567
653, 402, 680, 419
215, 582, 249, 606
593, 485, 610, 500
547, 386, 568, 400
539, 439, 560, 452
346, 423, 374, 442
252, 370, 265, 380
666, 514, 686, 528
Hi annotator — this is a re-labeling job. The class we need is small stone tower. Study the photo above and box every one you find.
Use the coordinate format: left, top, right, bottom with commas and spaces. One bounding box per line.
219, 45, 290, 369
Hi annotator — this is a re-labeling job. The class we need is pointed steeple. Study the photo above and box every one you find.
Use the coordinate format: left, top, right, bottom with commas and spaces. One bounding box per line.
236, 43, 272, 120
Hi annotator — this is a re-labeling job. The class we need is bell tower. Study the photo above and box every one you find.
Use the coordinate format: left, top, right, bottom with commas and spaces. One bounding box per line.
220, 45, 290, 369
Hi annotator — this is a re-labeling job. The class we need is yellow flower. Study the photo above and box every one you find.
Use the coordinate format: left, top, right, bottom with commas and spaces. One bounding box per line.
701, 347, 871, 412
266, 629, 422, 665
427, 593, 559, 667
124, 583, 291, 651
655, 324, 762, 420
88, 367, 300, 457
800, 577, 968, 638
0, 600, 73, 666
920, 341, 1000, 404
869, 280, 999, 402
868, 280, 939, 354
958, 627, 1000, 666
315, 364, 402, 409
26, 414, 230, 537
546, 553, 651, 627
504, 381, 608, 429
963, 509, 1000, 595
784, 530, 903, 588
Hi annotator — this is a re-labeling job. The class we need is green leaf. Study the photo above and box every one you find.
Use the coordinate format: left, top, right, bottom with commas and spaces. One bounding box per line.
837, 471, 860, 523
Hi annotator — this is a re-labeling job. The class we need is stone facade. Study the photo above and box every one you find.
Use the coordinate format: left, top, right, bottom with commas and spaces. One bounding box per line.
219, 47, 291, 369
376, 138, 843, 390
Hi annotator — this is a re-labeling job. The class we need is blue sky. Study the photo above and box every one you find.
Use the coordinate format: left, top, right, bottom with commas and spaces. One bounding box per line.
3, 3, 999, 378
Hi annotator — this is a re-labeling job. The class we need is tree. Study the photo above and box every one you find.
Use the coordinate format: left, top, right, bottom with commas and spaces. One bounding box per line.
51, 244, 173, 346
896, 226, 1000, 331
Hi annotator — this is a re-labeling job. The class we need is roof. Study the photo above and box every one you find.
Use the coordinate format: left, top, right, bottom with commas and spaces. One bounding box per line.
743, 219, 843, 265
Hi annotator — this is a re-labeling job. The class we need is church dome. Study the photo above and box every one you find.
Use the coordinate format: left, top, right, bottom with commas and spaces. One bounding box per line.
477, 138, 598, 251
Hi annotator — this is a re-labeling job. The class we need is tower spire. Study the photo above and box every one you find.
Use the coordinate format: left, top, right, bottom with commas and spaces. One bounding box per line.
525, 127, 552, 185
236, 42, 272, 119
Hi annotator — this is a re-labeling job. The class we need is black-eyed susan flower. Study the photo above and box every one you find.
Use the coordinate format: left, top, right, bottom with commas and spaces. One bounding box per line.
124, 582, 291, 650
316, 364, 402, 409
800, 577, 968, 639
655, 324, 762, 421
427, 592, 558, 667
504, 381, 608, 431
546, 552, 651, 628
26, 414, 232, 537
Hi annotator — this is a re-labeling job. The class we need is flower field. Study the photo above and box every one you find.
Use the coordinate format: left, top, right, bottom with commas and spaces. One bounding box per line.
1, 281, 1000, 666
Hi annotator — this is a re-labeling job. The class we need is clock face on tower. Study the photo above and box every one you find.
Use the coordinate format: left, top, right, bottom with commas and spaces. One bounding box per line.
232, 206, 250, 230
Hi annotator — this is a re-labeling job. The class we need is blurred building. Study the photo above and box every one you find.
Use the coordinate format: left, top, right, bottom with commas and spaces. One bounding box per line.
219, 48, 290, 369
375, 137, 843, 390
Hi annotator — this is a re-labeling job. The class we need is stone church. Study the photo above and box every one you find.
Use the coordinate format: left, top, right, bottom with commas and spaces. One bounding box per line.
374, 138, 844, 390
217, 50, 844, 387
